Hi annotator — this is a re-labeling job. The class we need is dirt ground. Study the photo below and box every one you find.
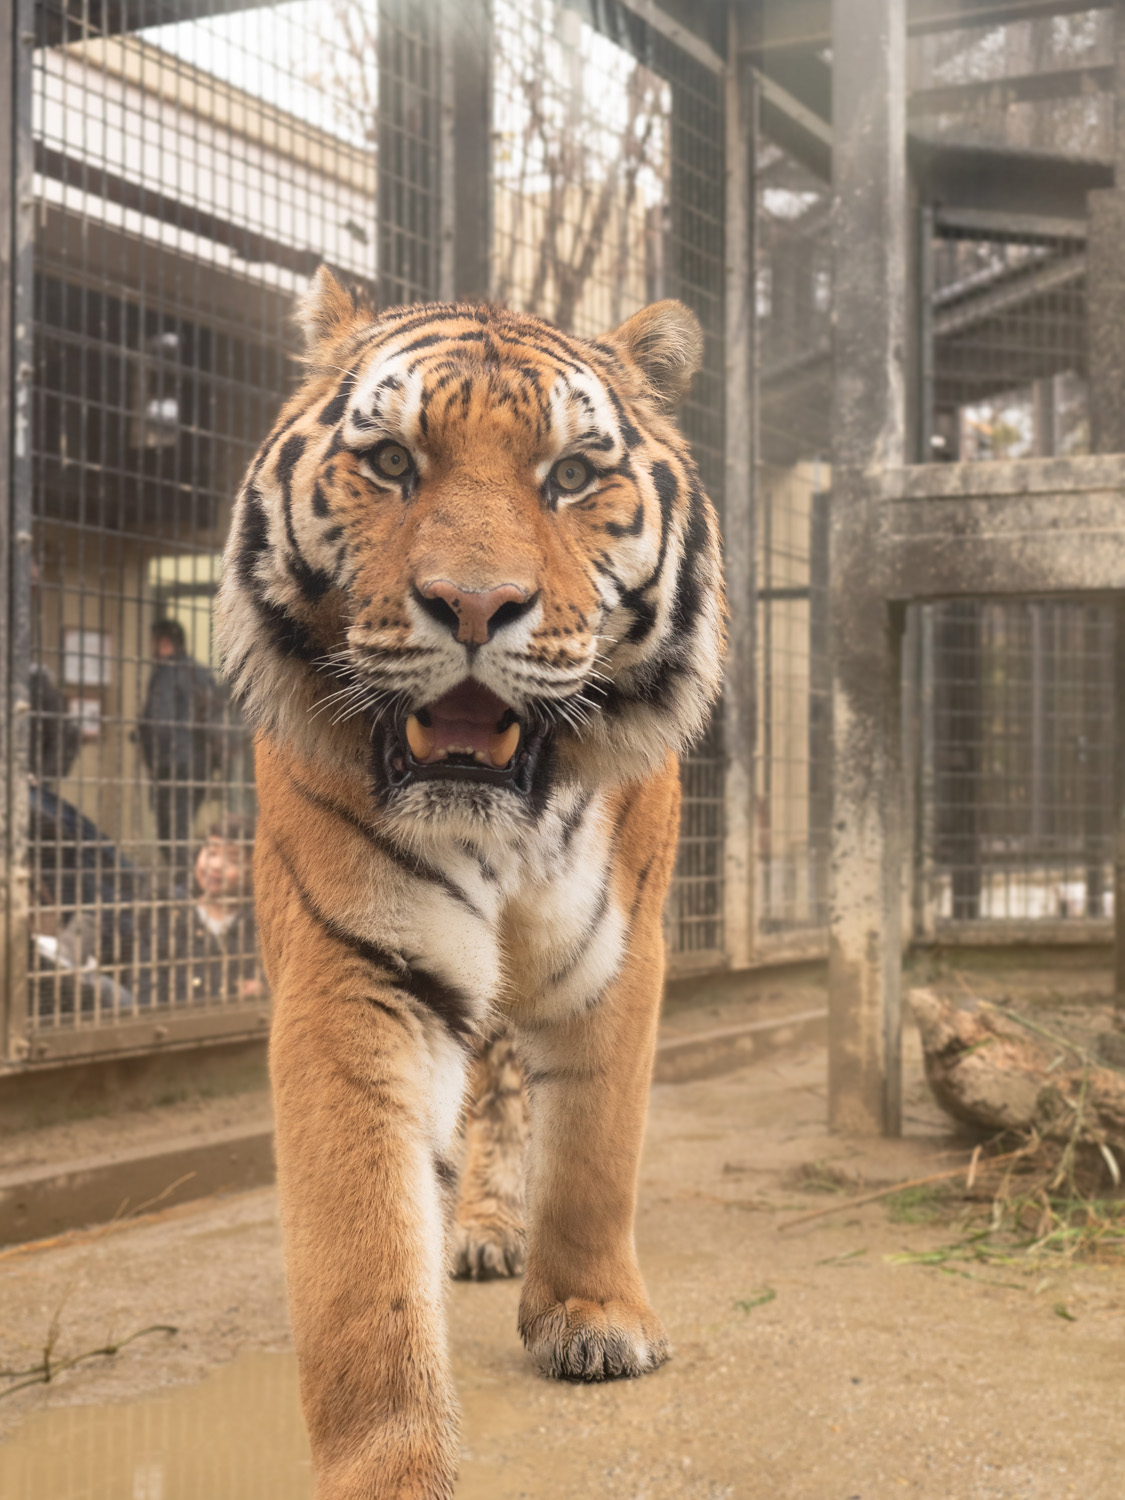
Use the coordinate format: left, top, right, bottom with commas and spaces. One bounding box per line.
0, 957, 1123, 1499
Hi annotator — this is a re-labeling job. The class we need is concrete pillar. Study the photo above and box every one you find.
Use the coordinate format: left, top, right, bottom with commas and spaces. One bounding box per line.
1087, 0, 1125, 1014
828, 0, 907, 1134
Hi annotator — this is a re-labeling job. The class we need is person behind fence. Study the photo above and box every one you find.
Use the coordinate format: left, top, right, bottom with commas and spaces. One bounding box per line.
28, 657, 145, 1014
137, 618, 226, 881
160, 815, 260, 1004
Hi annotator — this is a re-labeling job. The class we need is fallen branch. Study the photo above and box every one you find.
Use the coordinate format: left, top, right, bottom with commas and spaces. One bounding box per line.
0, 1324, 177, 1400
778, 1149, 1027, 1231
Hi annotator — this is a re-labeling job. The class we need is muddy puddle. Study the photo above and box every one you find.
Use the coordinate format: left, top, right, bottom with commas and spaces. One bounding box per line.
0, 1351, 312, 1499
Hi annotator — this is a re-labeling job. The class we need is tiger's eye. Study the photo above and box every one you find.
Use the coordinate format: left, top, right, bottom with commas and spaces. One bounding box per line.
552, 457, 591, 493
374, 442, 411, 479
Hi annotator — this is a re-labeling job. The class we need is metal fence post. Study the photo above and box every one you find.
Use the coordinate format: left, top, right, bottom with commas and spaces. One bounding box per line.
447, 0, 491, 304
723, 7, 756, 969
828, 0, 907, 1135
1, 0, 33, 1065
1088, 0, 1125, 1010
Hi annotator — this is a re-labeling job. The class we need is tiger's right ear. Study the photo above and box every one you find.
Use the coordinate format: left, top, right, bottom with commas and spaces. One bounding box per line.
297, 265, 373, 354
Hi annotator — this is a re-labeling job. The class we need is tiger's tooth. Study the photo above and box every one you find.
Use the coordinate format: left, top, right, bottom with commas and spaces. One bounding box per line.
489, 721, 521, 768
405, 714, 435, 760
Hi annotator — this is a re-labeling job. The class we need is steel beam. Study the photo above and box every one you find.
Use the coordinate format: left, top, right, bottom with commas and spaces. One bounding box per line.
828, 0, 907, 1136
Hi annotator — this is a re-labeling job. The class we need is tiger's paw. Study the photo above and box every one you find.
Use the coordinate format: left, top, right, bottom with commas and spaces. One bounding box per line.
518, 1295, 670, 1382
451, 1204, 525, 1280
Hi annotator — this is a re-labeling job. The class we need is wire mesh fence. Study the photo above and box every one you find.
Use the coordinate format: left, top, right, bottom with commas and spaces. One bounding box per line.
754, 129, 830, 936
6, 0, 733, 1062
490, 0, 727, 964
23, 0, 387, 1044
924, 600, 1114, 926
913, 8, 1116, 934
7, 0, 1125, 1067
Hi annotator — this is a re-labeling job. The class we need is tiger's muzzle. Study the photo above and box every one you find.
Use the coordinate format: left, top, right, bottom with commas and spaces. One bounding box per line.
381, 680, 552, 796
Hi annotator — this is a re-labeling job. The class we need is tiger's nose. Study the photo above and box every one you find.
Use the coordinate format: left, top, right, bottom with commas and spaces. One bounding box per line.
415, 579, 536, 645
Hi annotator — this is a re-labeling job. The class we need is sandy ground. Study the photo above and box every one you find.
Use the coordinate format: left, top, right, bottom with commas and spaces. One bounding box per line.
0, 999, 1123, 1499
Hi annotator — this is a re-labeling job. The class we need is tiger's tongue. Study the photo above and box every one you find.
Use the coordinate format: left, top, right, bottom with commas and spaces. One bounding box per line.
421, 682, 514, 764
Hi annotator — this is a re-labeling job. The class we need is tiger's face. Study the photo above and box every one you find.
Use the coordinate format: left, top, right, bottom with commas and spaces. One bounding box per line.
217, 268, 724, 836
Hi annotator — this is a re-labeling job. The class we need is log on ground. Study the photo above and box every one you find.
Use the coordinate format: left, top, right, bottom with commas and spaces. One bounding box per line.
908, 988, 1125, 1154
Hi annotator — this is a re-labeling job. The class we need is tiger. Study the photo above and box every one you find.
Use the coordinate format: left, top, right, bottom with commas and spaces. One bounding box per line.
214, 265, 725, 1500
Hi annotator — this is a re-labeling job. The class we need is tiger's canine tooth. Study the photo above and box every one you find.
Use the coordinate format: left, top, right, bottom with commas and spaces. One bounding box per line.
489, 721, 521, 768
405, 714, 435, 760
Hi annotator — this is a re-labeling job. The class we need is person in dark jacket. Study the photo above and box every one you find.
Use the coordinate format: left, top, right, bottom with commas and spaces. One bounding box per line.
28, 662, 82, 785
27, 649, 151, 1012
138, 618, 224, 882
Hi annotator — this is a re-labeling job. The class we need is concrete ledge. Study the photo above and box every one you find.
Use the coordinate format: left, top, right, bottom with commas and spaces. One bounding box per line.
0, 1006, 828, 1248
0, 1122, 275, 1248
652, 1006, 828, 1083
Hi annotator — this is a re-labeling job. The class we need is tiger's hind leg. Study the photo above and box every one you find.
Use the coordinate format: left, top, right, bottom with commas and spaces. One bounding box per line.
451, 1027, 529, 1280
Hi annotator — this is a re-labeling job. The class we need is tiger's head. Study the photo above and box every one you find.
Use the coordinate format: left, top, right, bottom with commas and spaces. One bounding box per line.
216, 267, 724, 839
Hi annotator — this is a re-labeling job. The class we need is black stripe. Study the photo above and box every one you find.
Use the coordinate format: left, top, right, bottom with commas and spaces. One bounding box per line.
603, 382, 642, 448
605, 501, 644, 539
366, 995, 411, 1031
545, 876, 611, 989
559, 794, 590, 854
275, 839, 476, 1044
236, 485, 270, 588
620, 460, 680, 647
667, 478, 710, 639
275, 433, 333, 604
628, 855, 657, 928
318, 370, 356, 426
286, 770, 489, 924
249, 406, 303, 482
250, 593, 321, 665
234, 487, 321, 663
276, 431, 307, 489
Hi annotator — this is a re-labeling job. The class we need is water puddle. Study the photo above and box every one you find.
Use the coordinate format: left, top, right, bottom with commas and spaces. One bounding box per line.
0, 1351, 312, 1499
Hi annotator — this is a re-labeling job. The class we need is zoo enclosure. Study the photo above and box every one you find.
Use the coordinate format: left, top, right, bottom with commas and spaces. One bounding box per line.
0, 0, 1122, 1071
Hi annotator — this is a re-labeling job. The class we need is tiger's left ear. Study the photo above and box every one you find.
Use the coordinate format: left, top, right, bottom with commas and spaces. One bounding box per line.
298, 265, 374, 354
603, 300, 703, 410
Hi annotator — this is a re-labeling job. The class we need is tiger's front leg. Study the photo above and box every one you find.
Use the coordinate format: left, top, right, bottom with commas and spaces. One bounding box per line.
257, 824, 466, 1500
514, 766, 679, 1381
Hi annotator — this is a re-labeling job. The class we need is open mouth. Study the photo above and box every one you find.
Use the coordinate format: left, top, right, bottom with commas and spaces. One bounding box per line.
381, 681, 550, 795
